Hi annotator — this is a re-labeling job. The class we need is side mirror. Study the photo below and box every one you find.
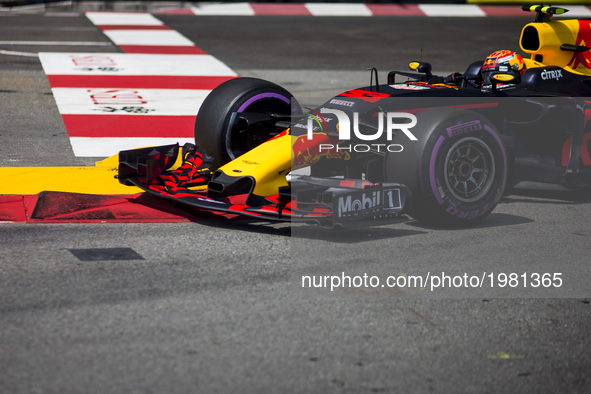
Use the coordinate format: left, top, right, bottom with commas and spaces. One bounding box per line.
409, 61, 432, 79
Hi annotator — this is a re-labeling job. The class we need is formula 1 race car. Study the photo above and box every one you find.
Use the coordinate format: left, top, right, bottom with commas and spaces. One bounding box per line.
118, 5, 591, 228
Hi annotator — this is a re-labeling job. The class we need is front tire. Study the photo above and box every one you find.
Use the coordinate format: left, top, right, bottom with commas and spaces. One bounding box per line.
194, 77, 299, 169
386, 108, 508, 227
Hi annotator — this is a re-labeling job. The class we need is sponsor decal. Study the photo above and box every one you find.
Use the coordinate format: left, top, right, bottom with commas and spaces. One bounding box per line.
446, 120, 482, 137
88, 89, 147, 105
87, 89, 154, 113
390, 83, 430, 90
70, 55, 116, 66
338, 89, 390, 103
336, 188, 401, 218
491, 73, 515, 82
417, 82, 458, 90
329, 99, 355, 107
540, 69, 563, 81
93, 106, 155, 114
393, 82, 458, 90
567, 20, 591, 71
291, 133, 349, 169
70, 55, 122, 72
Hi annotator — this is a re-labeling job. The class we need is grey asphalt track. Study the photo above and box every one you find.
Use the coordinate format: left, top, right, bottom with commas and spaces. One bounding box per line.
1, 10, 590, 394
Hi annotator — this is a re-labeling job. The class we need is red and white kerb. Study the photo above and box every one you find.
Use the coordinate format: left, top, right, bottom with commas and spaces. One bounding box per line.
40, 12, 238, 157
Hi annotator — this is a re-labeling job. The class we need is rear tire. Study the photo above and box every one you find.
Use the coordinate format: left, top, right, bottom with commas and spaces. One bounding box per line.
194, 77, 299, 169
386, 108, 507, 227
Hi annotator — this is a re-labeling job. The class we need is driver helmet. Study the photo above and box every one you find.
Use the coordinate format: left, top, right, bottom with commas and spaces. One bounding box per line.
481, 50, 526, 88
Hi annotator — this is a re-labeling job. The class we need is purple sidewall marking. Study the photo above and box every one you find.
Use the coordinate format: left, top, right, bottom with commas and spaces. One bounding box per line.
237, 93, 290, 113
429, 122, 508, 207
430, 136, 446, 205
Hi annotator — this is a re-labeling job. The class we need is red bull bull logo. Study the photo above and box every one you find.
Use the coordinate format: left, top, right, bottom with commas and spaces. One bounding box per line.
291, 133, 350, 170
567, 20, 591, 72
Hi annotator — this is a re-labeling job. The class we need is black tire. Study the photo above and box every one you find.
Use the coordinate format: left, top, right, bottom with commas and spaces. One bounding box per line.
194, 77, 299, 169
385, 108, 508, 227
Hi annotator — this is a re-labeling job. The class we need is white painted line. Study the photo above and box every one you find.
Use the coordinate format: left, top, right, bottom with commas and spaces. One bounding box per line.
190, 2, 255, 16
85, 12, 164, 26
0, 41, 112, 46
418, 4, 486, 17
305, 3, 372, 17
52, 88, 210, 116
102, 29, 195, 47
0, 49, 38, 57
0, 4, 44, 12
70, 137, 194, 157
39, 53, 237, 77
43, 13, 80, 17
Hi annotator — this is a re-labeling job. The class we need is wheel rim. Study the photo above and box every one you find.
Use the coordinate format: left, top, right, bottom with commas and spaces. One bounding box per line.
225, 93, 291, 160
443, 137, 495, 203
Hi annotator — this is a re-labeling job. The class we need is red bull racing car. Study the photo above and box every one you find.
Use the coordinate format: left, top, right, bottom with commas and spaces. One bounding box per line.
119, 5, 591, 228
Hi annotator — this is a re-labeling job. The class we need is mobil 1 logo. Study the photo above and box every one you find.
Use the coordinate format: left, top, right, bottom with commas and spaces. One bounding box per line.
334, 187, 402, 220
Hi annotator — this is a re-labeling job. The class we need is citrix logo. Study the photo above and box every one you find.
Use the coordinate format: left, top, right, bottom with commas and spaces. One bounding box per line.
306, 108, 418, 141
541, 69, 563, 81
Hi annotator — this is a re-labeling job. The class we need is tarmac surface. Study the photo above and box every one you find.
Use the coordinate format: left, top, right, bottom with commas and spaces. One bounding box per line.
1, 9, 591, 394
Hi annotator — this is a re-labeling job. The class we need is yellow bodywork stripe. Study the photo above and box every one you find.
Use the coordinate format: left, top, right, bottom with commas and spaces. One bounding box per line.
217, 132, 291, 197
